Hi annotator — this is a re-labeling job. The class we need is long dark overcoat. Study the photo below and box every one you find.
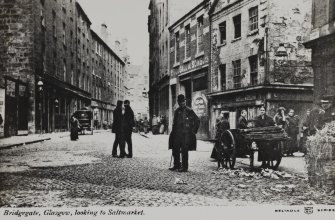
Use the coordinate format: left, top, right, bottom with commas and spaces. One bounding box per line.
168, 106, 200, 151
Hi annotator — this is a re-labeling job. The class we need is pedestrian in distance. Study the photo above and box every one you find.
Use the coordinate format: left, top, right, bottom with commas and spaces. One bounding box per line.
300, 109, 311, 154
151, 115, 159, 135
124, 100, 135, 158
70, 114, 80, 141
112, 100, 127, 158
237, 109, 248, 129
254, 106, 276, 168
169, 94, 200, 172
143, 117, 149, 134
285, 109, 300, 156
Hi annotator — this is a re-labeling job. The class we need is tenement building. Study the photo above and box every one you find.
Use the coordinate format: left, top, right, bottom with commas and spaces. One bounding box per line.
169, 0, 211, 139
207, 0, 314, 138
148, 0, 203, 132
304, 0, 335, 112
91, 30, 125, 129
0, 0, 125, 136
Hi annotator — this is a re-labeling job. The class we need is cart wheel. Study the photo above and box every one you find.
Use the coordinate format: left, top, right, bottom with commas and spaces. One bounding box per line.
270, 143, 282, 170
219, 130, 236, 169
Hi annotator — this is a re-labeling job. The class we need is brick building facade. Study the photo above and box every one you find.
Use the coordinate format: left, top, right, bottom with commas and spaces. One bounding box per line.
169, 0, 211, 139
0, 0, 125, 136
304, 0, 335, 110
208, 0, 314, 138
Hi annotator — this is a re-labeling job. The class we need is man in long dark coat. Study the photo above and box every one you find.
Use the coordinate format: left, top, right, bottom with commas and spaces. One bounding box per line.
124, 100, 135, 158
169, 94, 200, 172
254, 106, 276, 168
112, 100, 127, 158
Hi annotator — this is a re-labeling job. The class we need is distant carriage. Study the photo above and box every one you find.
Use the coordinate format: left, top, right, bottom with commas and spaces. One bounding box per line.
214, 126, 288, 170
74, 108, 93, 135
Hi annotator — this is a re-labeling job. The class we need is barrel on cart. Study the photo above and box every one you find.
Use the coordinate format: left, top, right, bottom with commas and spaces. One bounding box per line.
214, 126, 288, 170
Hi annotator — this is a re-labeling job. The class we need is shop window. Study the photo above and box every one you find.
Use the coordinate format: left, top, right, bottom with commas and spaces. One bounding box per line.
193, 76, 208, 91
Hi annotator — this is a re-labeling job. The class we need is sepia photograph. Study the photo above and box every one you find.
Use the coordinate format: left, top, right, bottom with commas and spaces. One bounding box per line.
0, 0, 334, 219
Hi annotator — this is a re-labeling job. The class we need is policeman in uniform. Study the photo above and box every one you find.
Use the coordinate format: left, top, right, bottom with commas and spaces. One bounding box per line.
169, 94, 200, 172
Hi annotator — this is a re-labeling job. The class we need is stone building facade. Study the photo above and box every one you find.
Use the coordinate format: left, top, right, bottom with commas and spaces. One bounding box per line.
208, 0, 314, 138
304, 0, 335, 111
0, 0, 125, 136
91, 30, 125, 129
169, 0, 211, 139
148, 0, 202, 132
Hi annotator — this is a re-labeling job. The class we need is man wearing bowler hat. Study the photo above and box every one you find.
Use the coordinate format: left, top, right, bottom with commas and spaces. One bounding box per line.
168, 94, 200, 172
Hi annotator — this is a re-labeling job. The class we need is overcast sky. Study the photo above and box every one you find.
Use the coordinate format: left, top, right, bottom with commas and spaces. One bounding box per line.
78, 0, 150, 65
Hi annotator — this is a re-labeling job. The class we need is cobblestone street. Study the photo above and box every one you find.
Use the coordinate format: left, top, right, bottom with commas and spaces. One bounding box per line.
0, 131, 334, 207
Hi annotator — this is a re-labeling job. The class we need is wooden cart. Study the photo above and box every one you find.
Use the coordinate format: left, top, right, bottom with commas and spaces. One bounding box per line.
214, 126, 288, 170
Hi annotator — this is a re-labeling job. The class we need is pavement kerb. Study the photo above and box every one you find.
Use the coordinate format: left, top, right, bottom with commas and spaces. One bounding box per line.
0, 137, 51, 150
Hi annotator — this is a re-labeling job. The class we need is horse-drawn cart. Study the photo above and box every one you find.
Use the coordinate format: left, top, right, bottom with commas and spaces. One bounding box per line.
214, 126, 288, 170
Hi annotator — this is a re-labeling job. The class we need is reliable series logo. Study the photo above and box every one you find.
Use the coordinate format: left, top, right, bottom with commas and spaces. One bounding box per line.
304, 207, 314, 215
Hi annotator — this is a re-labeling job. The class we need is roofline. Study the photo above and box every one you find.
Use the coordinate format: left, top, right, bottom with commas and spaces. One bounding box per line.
75, 2, 92, 25
90, 30, 125, 65
169, 0, 210, 31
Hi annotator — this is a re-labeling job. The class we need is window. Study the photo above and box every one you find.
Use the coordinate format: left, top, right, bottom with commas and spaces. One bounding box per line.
52, 10, 56, 38
175, 32, 180, 63
233, 59, 241, 88
233, 14, 241, 39
185, 25, 191, 58
78, 72, 81, 88
71, 67, 74, 85
219, 21, 226, 44
193, 76, 208, 91
197, 16, 204, 53
219, 64, 226, 90
249, 7, 258, 31
62, 22, 66, 45
63, 60, 66, 81
249, 55, 258, 85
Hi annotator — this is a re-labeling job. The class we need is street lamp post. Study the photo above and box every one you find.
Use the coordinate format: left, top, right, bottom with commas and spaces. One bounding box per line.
37, 79, 44, 134
142, 88, 148, 98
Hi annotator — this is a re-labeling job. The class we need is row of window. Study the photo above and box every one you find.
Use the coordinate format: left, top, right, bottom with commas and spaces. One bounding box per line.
218, 6, 258, 44
174, 16, 204, 64
219, 55, 258, 90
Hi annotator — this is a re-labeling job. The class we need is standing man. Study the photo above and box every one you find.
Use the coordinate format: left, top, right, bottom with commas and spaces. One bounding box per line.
112, 100, 126, 158
124, 100, 135, 158
169, 94, 200, 172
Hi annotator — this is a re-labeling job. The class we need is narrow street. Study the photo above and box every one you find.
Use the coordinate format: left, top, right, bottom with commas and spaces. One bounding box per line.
0, 131, 334, 207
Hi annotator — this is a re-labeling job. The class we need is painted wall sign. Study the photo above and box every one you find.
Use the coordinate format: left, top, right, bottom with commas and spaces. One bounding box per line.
192, 92, 208, 117
173, 56, 209, 76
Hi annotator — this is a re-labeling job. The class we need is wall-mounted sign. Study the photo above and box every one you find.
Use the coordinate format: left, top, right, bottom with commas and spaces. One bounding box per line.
192, 92, 208, 117
173, 56, 209, 76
